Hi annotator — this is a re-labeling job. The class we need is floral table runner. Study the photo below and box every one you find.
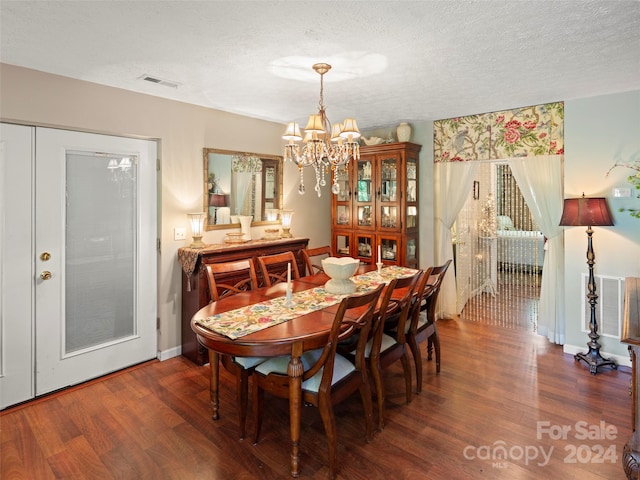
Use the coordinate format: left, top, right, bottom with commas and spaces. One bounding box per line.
194, 266, 418, 340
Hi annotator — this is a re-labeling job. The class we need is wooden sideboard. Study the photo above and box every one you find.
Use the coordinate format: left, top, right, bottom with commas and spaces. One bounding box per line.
621, 277, 640, 479
178, 237, 309, 365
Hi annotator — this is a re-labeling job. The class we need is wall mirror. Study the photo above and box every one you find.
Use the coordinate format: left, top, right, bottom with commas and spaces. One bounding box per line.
203, 148, 283, 231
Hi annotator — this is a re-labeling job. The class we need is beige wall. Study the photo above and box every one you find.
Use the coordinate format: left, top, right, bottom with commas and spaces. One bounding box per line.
0, 63, 332, 354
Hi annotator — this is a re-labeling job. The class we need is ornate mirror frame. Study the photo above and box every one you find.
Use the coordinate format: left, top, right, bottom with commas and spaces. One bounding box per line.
203, 148, 283, 231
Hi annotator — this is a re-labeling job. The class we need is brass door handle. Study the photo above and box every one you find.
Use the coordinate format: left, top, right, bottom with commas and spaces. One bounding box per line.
40, 252, 51, 261
40, 271, 52, 280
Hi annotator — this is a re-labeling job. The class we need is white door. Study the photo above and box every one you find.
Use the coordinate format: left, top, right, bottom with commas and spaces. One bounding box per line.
0, 126, 158, 402
0, 123, 35, 408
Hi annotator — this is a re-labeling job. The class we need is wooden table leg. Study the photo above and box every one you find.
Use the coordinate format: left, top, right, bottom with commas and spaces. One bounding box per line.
288, 342, 304, 477
208, 350, 220, 420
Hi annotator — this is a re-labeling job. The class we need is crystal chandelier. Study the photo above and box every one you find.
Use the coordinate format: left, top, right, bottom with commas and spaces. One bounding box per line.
282, 63, 361, 197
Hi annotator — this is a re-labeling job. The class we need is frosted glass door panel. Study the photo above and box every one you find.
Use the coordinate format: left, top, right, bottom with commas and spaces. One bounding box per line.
65, 152, 137, 352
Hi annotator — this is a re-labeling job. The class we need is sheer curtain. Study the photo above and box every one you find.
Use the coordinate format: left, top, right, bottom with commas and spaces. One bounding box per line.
233, 172, 252, 216
507, 155, 565, 344
435, 160, 479, 318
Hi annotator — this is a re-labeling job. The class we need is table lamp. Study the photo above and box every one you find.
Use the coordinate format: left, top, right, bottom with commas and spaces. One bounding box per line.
280, 209, 294, 238
187, 212, 206, 248
559, 193, 616, 374
209, 193, 227, 224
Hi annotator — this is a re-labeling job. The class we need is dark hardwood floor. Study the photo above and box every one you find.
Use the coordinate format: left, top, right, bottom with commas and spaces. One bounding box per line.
1, 318, 632, 479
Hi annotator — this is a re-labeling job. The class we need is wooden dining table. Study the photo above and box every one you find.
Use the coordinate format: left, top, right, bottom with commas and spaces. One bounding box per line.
190, 264, 413, 477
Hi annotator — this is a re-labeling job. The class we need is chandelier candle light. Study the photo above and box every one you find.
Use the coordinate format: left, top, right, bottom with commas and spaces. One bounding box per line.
283, 63, 361, 197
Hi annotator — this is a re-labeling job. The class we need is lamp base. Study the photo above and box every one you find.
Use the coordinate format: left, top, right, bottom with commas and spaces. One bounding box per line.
280, 228, 292, 238
190, 236, 205, 249
574, 346, 617, 375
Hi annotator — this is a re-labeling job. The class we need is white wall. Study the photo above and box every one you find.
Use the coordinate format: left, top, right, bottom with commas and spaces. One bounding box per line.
564, 90, 640, 362
0, 63, 331, 355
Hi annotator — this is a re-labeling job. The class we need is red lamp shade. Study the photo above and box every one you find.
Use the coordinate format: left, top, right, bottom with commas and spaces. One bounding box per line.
559, 196, 614, 227
209, 193, 227, 208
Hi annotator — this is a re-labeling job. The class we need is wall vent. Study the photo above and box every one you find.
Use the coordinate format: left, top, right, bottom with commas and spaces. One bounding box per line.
138, 74, 179, 89
580, 274, 625, 339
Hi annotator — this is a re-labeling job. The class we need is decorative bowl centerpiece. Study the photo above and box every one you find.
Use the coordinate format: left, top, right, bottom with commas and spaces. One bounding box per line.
362, 136, 385, 146
321, 257, 360, 294
263, 228, 280, 240
224, 231, 246, 244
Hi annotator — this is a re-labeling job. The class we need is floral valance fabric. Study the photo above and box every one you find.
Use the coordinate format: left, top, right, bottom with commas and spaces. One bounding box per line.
232, 154, 262, 173
434, 102, 564, 162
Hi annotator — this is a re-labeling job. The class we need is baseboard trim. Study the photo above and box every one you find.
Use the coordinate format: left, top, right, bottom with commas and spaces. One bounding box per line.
157, 346, 182, 361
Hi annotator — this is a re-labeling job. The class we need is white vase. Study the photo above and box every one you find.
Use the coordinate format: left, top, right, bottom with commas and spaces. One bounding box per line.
238, 215, 253, 241
397, 122, 411, 142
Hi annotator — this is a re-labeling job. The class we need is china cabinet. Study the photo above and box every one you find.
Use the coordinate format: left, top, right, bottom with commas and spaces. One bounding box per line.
331, 142, 421, 268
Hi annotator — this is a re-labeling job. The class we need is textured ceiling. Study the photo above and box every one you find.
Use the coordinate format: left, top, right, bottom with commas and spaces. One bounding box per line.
1, 1, 639, 130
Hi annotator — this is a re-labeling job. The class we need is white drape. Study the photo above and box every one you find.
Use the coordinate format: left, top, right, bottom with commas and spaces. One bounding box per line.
507, 155, 565, 344
435, 161, 479, 318
233, 172, 252, 216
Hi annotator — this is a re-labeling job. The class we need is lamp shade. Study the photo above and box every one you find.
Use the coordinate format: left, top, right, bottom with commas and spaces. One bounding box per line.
304, 114, 326, 134
330, 123, 343, 142
188, 212, 206, 236
559, 196, 614, 227
281, 209, 294, 228
340, 118, 361, 139
282, 122, 302, 141
209, 193, 227, 207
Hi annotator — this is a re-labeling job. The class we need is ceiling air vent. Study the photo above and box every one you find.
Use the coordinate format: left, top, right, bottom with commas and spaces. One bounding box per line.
138, 74, 179, 89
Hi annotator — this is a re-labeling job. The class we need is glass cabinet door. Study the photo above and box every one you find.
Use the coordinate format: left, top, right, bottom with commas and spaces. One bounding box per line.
406, 206, 417, 228
355, 157, 375, 230
334, 232, 352, 256
406, 158, 417, 202
378, 155, 400, 231
380, 158, 397, 203
335, 164, 351, 202
379, 236, 399, 263
357, 158, 373, 202
356, 233, 375, 264
405, 157, 418, 230
332, 163, 353, 229
336, 205, 351, 226
406, 236, 418, 266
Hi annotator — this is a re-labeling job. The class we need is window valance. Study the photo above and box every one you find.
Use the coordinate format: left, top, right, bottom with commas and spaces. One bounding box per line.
434, 102, 564, 162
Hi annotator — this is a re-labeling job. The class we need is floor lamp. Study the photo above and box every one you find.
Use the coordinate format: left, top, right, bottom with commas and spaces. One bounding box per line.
559, 194, 616, 375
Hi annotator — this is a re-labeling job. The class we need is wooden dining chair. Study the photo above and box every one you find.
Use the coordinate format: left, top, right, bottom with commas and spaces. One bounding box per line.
205, 260, 265, 439
302, 245, 332, 275
252, 284, 384, 480
366, 270, 422, 430
405, 260, 451, 392
205, 259, 258, 301
256, 251, 300, 287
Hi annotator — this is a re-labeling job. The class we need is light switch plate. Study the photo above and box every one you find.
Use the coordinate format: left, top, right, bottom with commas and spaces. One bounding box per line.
613, 187, 631, 198
174, 227, 186, 241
